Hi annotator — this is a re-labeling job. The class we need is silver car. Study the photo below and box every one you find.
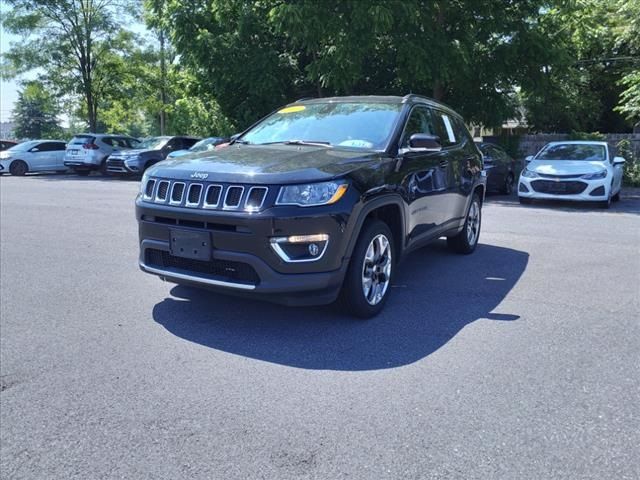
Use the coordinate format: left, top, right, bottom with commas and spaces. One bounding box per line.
0, 140, 68, 176
64, 133, 139, 175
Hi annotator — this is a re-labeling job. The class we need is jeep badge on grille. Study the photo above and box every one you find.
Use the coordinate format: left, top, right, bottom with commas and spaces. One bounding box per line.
191, 172, 209, 180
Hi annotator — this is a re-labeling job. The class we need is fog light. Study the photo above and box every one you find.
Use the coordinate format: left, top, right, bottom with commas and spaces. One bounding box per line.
270, 234, 329, 263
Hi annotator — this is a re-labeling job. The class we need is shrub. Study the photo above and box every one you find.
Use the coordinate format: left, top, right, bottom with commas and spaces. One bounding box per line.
617, 139, 640, 187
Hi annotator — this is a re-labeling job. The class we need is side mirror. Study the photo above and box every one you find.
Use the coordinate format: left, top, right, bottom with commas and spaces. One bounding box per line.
613, 156, 626, 165
30, 147, 40, 152
229, 133, 241, 143
400, 134, 442, 154
525, 155, 533, 163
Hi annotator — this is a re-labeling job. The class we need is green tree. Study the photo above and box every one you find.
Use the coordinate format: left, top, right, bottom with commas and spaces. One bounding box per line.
1, 0, 134, 132
12, 80, 63, 139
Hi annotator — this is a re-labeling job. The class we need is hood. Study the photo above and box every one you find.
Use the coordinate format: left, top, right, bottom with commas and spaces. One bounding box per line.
527, 160, 608, 176
146, 144, 383, 184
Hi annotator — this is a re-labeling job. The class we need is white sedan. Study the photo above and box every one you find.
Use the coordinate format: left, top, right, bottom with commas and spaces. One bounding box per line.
0, 140, 68, 176
518, 141, 625, 208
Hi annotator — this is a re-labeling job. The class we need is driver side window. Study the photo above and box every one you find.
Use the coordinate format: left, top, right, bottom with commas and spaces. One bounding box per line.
401, 107, 435, 147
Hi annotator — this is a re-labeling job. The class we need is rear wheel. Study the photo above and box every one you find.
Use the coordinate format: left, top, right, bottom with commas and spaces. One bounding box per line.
338, 220, 394, 318
447, 193, 481, 254
74, 169, 91, 176
519, 196, 532, 205
9, 160, 28, 176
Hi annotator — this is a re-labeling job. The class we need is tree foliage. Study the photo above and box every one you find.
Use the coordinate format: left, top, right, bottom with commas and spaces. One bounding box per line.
1, 0, 135, 132
12, 80, 63, 139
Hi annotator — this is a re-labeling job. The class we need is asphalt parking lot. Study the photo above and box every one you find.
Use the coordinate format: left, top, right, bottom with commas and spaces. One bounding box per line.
1, 175, 639, 479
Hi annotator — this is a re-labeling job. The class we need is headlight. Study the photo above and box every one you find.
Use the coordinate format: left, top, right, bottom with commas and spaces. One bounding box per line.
0, 152, 9, 159
277, 181, 348, 207
139, 170, 151, 194
521, 168, 539, 179
581, 169, 607, 180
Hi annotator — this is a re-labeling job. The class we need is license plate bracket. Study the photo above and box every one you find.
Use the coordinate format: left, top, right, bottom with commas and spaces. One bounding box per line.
169, 229, 211, 261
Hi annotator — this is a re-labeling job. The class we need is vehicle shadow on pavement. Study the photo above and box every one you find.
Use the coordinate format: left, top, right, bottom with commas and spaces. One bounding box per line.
152, 241, 529, 371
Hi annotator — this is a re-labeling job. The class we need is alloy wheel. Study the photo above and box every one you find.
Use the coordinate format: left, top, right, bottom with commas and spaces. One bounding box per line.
361, 234, 392, 306
466, 200, 481, 246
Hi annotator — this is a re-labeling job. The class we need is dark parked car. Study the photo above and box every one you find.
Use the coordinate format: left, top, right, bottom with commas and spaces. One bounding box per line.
106, 136, 200, 176
476, 142, 517, 194
0, 140, 18, 151
136, 95, 486, 317
166, 137, 229, 159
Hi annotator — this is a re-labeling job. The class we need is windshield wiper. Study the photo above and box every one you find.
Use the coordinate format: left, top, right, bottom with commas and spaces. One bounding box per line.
259, 140, 333, 148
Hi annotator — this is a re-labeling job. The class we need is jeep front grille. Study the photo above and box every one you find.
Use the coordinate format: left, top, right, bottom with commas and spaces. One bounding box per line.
143, 178, 269, 211
224, 186, 244, 208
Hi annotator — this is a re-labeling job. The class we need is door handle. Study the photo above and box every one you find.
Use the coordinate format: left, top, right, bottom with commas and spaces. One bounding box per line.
439, 160, 449, 168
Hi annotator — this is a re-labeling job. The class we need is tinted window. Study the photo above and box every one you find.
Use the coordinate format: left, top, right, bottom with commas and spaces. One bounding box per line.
182, 138, 199, 149
401, 106, 436, 146
102, 137, 114, 146
36, 142, 64, 152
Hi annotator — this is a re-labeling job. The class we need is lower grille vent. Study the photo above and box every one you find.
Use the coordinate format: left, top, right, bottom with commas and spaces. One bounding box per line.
145, 249, 260, 284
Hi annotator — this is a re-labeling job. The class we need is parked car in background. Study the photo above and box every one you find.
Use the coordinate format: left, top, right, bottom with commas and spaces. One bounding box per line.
64, 134, 140, 175
0, 140, 18, 151
166, 137, 228, 159
0, 140, 68, 175
106, 136, 200, 176
477, 142, 517, 195
136, 95, 486, 317
518, 141, 624, 208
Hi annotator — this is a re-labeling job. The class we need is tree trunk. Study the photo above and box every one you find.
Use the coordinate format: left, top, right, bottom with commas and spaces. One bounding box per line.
159, 29, 167, 135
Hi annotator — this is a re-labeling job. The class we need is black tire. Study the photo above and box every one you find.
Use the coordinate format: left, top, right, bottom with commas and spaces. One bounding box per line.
447, 193, 482, 254
500, 173, 515, 195
99, 159, 109, 175
519, 196, 532, 205
612, 191, 620, 202
9, 160, 28, 176
74, 169, 91, 176
597, 196, 611, 209
338, 219, 395, 319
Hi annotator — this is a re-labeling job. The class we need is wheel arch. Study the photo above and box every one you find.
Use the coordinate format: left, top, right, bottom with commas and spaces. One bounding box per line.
344, 195, 406, 262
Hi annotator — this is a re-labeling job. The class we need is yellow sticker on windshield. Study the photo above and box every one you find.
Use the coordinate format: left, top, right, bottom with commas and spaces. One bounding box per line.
278, 105, 306, 114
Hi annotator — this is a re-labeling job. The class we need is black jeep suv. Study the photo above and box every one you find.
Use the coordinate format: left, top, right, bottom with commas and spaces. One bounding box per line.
136, 95, 485, 317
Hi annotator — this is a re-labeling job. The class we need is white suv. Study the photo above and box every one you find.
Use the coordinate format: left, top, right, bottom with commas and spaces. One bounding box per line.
64, 134, 139, 175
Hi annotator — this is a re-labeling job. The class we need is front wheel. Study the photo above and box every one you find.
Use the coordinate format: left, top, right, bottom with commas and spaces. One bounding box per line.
338, 220, 395, 318
447, 193, 481, 254
9, 160, 28, 176
500, 173, 514, 195
74, 169, 91, 176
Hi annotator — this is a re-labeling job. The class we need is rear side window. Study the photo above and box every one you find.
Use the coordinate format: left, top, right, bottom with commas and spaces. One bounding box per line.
36, 142, 65, 152
102, 137, 114, 146
70, 135, 94, 145
432, 111, 458, 148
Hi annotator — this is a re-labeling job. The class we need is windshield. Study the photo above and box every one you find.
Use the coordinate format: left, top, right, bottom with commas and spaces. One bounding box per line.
190, 138, 219, 152
138, 137, 169, 150
537, 144, 606, 161
240, 102, 403, 150
8, 141, 40, 152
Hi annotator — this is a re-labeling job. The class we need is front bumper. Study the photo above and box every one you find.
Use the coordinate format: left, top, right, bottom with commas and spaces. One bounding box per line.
106, 157, 141, 175
518, 176, 610, 202
136, 195, 355, 306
